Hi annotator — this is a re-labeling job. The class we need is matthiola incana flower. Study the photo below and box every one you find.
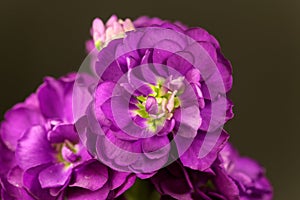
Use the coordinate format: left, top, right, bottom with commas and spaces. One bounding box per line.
218, 144, 273, 200
0, 74, 135, 200
79, 15, 233, 175
151, 143, 273, 200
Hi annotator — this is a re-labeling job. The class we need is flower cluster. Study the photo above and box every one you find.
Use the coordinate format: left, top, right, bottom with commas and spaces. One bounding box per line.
0, 15, 272, 200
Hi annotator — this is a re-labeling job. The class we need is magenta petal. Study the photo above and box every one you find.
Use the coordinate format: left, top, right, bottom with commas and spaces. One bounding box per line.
185, 28, 219, 47
23, 164, 56, 200
1, 106, 44, 150
1, 177, 33, 200
110, 171, 131, 190
130, 153, 168, 175
0, 139, 16, 176
38, 77, 65, 119
95, 82, 116, 107
145, 96, 158, 115
151, 165, 192, 200
173, 106, 201, 138
39, 163, 72, 188
96, 132, 139, 167
70, 160, 108, 191
113, 173, 136, 197
179, 129, 229, 171
48, 124, 79, 144
101, 60, 125, 82
142, 136, 170, 159
200, 97, 233, 132
233, 157, 264, 181
67, 183, 110, 200
133, 16, 165, 28
166, 51, 194, 75
16, 126, 55, 170
37, 76, 74, 122
156, 119, 175, 136
213, 165, 240, 200
7, 166, 23, 188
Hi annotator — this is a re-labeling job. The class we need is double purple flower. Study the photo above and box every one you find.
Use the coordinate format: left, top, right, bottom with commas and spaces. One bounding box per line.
151, 143, 273, 200
81, 15, 233, 175
0, 74, 135, 199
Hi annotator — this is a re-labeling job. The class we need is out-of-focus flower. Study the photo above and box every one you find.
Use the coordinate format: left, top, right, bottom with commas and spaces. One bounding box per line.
86, 15, 188, 53
151, 143, 273, 200
219, 144, 273, 200
80, 16, 233, 175
86, 15, 135, 52
0, 74, 135, 200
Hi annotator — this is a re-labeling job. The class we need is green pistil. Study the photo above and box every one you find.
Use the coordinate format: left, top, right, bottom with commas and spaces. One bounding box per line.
200, 180, 216, 191
95, 40, 103, 51
136, 107, 149, 119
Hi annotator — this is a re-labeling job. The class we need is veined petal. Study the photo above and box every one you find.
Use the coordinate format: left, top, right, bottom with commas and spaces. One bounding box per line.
38, 163, 72, 188
70, 160, 108, 191
16, 126, 55, 170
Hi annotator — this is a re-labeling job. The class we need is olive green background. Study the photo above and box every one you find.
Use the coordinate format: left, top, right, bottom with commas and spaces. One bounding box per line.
0, 1, 299, 199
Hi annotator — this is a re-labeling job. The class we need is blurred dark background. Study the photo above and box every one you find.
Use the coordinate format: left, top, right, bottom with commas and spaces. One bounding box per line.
0, 0, 299, 199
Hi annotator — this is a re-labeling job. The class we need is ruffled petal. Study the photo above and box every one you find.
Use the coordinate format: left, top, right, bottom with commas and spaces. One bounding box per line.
66, 183, 110, 200
23, 164, 56, 200
38, 163, 72, 188
48, 124, 79, 144
179, 129, 229, 171
1, 106, 44, 150
16, 126, 55, 170
70, 160, 108, 191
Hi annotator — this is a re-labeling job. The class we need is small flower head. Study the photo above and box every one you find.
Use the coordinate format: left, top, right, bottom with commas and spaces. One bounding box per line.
92, 15, 135, 50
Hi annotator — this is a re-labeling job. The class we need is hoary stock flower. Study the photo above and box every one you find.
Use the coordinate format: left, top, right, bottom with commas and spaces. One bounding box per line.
151, 143, 273, 200
0, 74, 135, 200
80, 15, 233, 175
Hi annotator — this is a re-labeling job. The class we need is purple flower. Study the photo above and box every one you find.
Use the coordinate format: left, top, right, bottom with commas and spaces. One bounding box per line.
80, 16, 233, 175
219, 144, 273, 200
151, 143, 273, 200
0, 74, 135, 199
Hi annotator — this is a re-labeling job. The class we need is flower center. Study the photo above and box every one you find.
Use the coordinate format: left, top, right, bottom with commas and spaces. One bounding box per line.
134, 77, 184, 132
55, 140, 80, 166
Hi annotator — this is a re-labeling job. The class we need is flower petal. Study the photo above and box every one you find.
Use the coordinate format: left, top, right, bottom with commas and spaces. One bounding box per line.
142, 135, 170, 159
16, 126, 55, 170
48, 124, 79, 144
70, 160, 108, 191
66, 183, 110, 200
23, 164, 56, 200
7, 166, 23, 188
39, 163, 72, 188
37, 75, 75, 122
1, 106, 44, 150
179, 129, 229, 171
